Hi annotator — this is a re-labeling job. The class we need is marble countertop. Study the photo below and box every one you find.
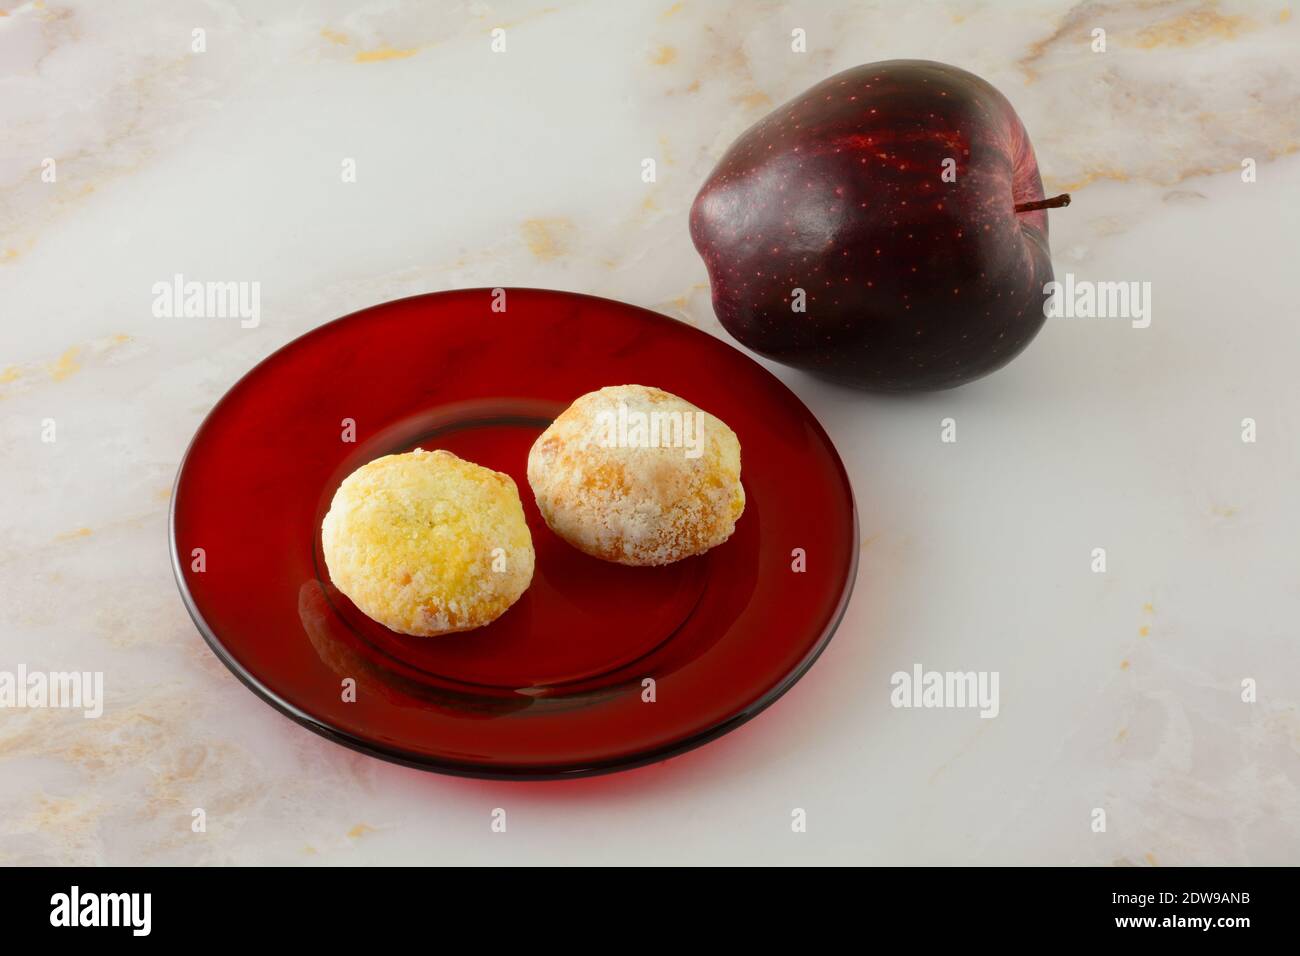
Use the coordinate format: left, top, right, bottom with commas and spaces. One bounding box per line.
2, 0, 1298, 865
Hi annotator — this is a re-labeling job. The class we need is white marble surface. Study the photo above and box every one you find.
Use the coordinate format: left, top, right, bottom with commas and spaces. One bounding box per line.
2, 0, 1299, 865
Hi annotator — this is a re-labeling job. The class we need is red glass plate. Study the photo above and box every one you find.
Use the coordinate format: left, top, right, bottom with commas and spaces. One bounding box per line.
170, 289, 857, 779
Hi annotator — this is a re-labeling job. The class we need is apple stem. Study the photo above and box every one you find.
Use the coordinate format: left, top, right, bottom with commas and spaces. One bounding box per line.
1015, 193, 1071, 213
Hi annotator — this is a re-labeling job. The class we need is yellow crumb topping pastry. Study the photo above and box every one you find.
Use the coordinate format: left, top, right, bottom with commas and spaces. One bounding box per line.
322, 449, 534, 636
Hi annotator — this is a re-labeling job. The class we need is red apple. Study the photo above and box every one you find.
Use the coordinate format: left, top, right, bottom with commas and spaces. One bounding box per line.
690, 59, 1069, 391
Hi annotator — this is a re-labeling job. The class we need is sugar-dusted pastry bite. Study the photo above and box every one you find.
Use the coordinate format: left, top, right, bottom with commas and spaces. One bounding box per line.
321, 449, 534, 636
527, 384, 744, 566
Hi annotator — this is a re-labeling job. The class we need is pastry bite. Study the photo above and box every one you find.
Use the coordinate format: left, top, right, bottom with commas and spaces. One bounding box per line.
527, 384, 744, 566
321, 449, 534, 636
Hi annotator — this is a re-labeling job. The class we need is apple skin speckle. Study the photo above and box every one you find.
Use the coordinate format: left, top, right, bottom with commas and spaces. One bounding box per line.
690, 59, 1058, 392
